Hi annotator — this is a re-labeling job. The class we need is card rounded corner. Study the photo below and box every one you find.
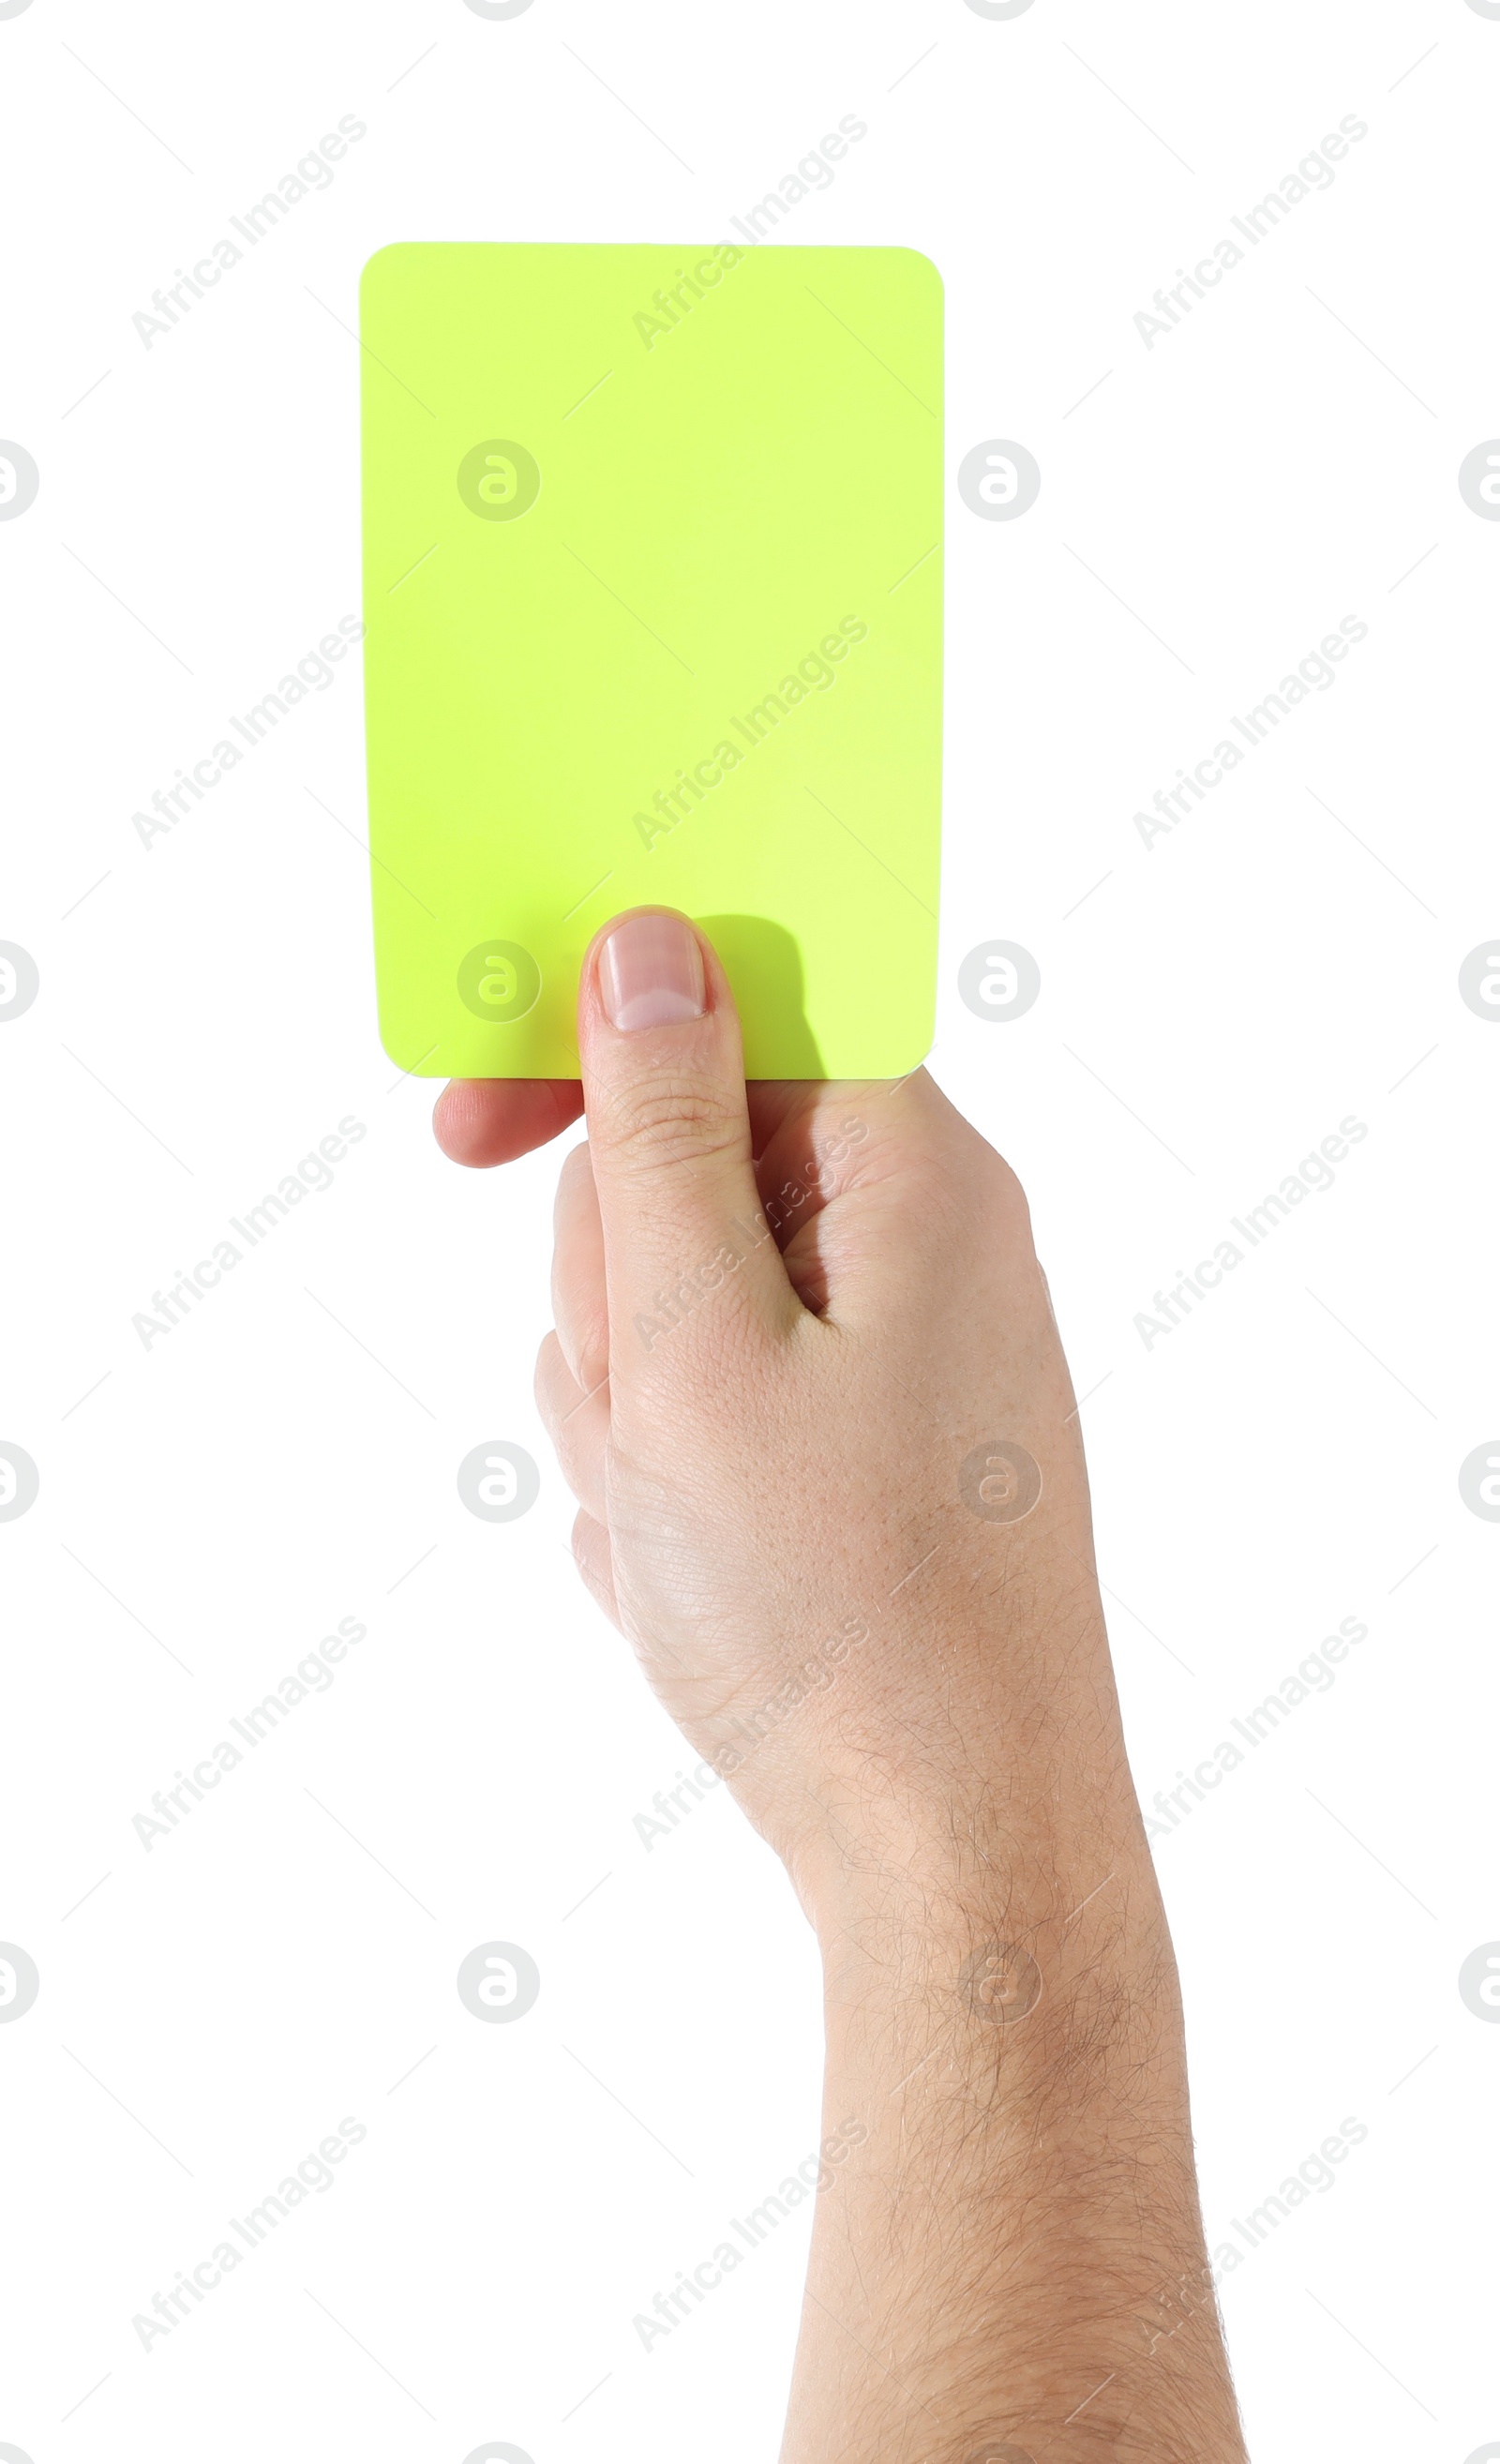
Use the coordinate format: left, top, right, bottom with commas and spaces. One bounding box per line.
893, 246, 945, 306
376, 1016, 442, 1079
359, 241, 415, 308
884, 1017, 937, 1080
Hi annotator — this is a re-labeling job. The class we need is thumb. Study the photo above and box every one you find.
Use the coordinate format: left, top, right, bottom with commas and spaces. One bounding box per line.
578, 909, 797, 1357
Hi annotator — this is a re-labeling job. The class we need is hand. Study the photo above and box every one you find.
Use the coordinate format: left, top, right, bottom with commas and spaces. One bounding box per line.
436, 908, 1246, 2461
438, 908, 1113, 1891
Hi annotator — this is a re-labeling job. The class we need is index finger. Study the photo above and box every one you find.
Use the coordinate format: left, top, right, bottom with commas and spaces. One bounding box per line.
436, 1075, 817, 1170
433, 1077, 585, 1167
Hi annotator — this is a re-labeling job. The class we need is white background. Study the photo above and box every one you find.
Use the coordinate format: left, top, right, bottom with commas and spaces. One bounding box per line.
2, 0, 1497, 2457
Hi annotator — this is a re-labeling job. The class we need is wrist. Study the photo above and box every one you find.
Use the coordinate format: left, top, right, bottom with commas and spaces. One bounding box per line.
780, 1706, 1162, 1976
811, 1821, 1181, 2107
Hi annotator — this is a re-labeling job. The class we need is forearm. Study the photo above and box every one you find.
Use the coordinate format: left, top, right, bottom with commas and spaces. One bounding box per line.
781, 1754, 1246, 2462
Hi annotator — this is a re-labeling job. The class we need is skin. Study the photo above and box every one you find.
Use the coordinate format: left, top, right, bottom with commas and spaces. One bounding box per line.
436, 909, 1247, 2463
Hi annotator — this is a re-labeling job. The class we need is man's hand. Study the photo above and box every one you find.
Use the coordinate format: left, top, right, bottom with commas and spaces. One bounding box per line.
437, 908, 1246, 2462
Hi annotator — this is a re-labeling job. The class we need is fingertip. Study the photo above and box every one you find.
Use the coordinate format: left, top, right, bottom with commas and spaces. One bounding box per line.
432, 1077, 584, 1167
578, 907, 736, 1045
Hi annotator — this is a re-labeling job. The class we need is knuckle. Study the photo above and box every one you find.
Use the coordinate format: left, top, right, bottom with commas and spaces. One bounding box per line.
550, 1420, 589, 1505
598, 1071, 747, 1178
568, 1310, 611, 1401
554, 1137, 595, 1215
978, 1139, 1033, 1234
533, 1330, 565, 1419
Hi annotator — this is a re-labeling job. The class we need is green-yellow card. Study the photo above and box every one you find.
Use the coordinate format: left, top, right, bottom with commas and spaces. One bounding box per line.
360, 241, 943, 1078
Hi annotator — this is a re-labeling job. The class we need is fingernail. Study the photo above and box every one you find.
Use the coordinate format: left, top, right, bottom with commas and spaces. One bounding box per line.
598, 912, 705, 1033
